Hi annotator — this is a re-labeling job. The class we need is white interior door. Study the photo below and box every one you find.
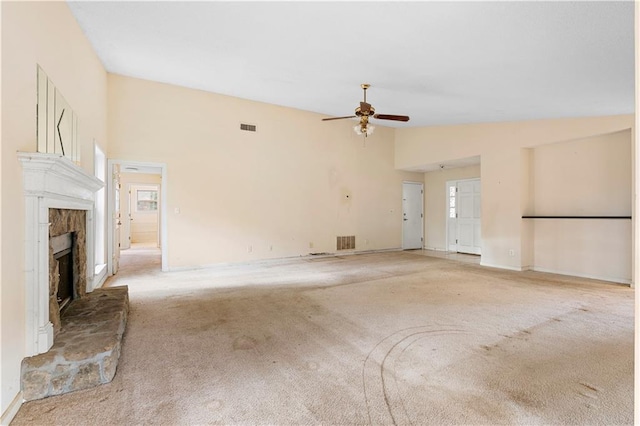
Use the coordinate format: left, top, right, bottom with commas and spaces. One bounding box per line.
456, 179, 481, 255
402, 182, 424, 250
120, 184, 131, 250
447, 182, 458, 251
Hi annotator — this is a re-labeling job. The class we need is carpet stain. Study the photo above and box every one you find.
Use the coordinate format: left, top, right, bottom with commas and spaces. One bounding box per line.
506, 389, 538, 409
580, 382, 600, 392
233, 335, 258, 350
579, 391, 598, 399
207, 399, 224, 410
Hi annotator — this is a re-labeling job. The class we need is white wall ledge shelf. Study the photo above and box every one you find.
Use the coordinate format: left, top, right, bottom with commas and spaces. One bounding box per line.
522, 216, 631, 219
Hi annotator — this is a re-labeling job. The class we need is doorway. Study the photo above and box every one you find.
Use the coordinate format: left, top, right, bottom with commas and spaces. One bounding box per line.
108, 160, 168, 274
121, 182, 161, 250
402, 181, 424, 250
446, 178, 481, 255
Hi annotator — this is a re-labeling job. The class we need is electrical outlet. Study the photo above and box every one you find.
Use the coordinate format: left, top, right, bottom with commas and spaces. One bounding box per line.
365, 239, 369, 245
508, 249, 515, 257
247, 245, 252, 253
309, 242, 314, 249
269, 245, 273, 251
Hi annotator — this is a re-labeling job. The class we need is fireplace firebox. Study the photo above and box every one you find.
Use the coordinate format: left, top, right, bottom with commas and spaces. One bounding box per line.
51, 232, 75, 311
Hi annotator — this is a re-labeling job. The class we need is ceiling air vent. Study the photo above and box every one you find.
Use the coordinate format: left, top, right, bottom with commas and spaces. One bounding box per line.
240, 123, 257, 132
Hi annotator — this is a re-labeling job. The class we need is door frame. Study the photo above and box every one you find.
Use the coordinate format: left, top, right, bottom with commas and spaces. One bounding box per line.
446, 177, 481, 254
107, 159, 168, 273
401, 181, 424, 250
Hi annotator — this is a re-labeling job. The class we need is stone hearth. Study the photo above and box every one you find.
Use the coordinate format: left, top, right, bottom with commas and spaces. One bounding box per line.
21, 286, 129, 401
19, 153, 129, 400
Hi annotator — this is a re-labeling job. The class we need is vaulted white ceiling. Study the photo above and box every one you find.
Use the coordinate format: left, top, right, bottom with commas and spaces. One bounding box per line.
68, 1, 634, 128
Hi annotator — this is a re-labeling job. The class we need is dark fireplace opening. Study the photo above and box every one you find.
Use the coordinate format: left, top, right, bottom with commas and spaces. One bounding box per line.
52, 232, 75, 312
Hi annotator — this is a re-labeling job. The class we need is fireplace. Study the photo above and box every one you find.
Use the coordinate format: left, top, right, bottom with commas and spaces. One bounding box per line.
19, 152, 104, 355
52, 232, 74, 311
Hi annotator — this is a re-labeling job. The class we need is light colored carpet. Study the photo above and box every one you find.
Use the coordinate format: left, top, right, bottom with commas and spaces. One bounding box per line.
12, 250, 633, 425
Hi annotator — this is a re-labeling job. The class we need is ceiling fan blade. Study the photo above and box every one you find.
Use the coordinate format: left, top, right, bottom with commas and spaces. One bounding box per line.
322, 115, 357, 121
360, 102, 372, 113
373, 114, 410, 122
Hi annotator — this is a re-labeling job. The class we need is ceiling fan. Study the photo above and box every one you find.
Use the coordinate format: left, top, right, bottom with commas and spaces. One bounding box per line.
322, 84, 410, 136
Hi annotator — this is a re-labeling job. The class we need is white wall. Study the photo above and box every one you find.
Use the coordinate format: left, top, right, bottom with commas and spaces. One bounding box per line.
424, 165, 480, 250
1, 2, 107, 419
108, 74, 423, 269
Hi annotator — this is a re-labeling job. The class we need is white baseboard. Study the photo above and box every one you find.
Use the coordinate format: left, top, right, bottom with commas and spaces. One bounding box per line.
479, 262, 632, 285
1, 391, 23, 426
424, 247, 449, 252
351, 247, 403, 255
167, 248, 404, 272
92, 264, 108, 290
480, 261, 525, 272
530, 267, 631, 285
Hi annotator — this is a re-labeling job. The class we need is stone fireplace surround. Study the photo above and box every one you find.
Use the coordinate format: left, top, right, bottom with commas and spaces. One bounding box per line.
48, 209, 87, 335
18, 152, 103, 356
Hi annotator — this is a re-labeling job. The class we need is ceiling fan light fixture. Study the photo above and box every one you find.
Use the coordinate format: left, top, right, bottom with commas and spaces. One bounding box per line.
354, 123, 375, 137
366, 124, 375, 135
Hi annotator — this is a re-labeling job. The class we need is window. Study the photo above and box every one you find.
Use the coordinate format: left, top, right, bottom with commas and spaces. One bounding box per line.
94, 143, 106, 269
136, 190, 158, 212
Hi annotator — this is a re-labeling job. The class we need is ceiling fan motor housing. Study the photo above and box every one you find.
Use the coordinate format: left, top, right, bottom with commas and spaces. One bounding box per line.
355, 105, 374, 117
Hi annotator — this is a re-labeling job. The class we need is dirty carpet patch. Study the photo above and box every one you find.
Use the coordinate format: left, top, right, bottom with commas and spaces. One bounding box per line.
12, 250, 633, 425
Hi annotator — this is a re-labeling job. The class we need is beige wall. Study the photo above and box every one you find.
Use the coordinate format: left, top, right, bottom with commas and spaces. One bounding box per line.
396, 115, 634, 275
530, 130, 631, 216
108, 74, 423, 268
423, 165, 480, 250
1, 2, 108, 417
528, 130, 632, 282
634, 6, 639, 421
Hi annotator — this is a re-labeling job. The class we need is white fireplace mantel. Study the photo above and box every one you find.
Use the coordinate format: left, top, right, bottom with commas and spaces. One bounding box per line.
19, 152, 104, 355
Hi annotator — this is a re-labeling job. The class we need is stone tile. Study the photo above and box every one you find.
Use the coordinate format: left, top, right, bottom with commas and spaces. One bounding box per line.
21, 286, 129, 401
70, 363, 101, 392
21, 370, 51, 401
22, 350, 58, 370
51, 372, 73, 395
102, 346, 121, 381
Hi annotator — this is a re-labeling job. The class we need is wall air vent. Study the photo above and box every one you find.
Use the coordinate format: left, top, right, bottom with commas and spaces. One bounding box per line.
240, 123, 257, 132
337, 236, 356, 251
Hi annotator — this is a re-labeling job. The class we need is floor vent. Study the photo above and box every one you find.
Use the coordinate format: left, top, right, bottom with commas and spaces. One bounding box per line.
337, 236, 355, 250
240, 123, 257, 132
